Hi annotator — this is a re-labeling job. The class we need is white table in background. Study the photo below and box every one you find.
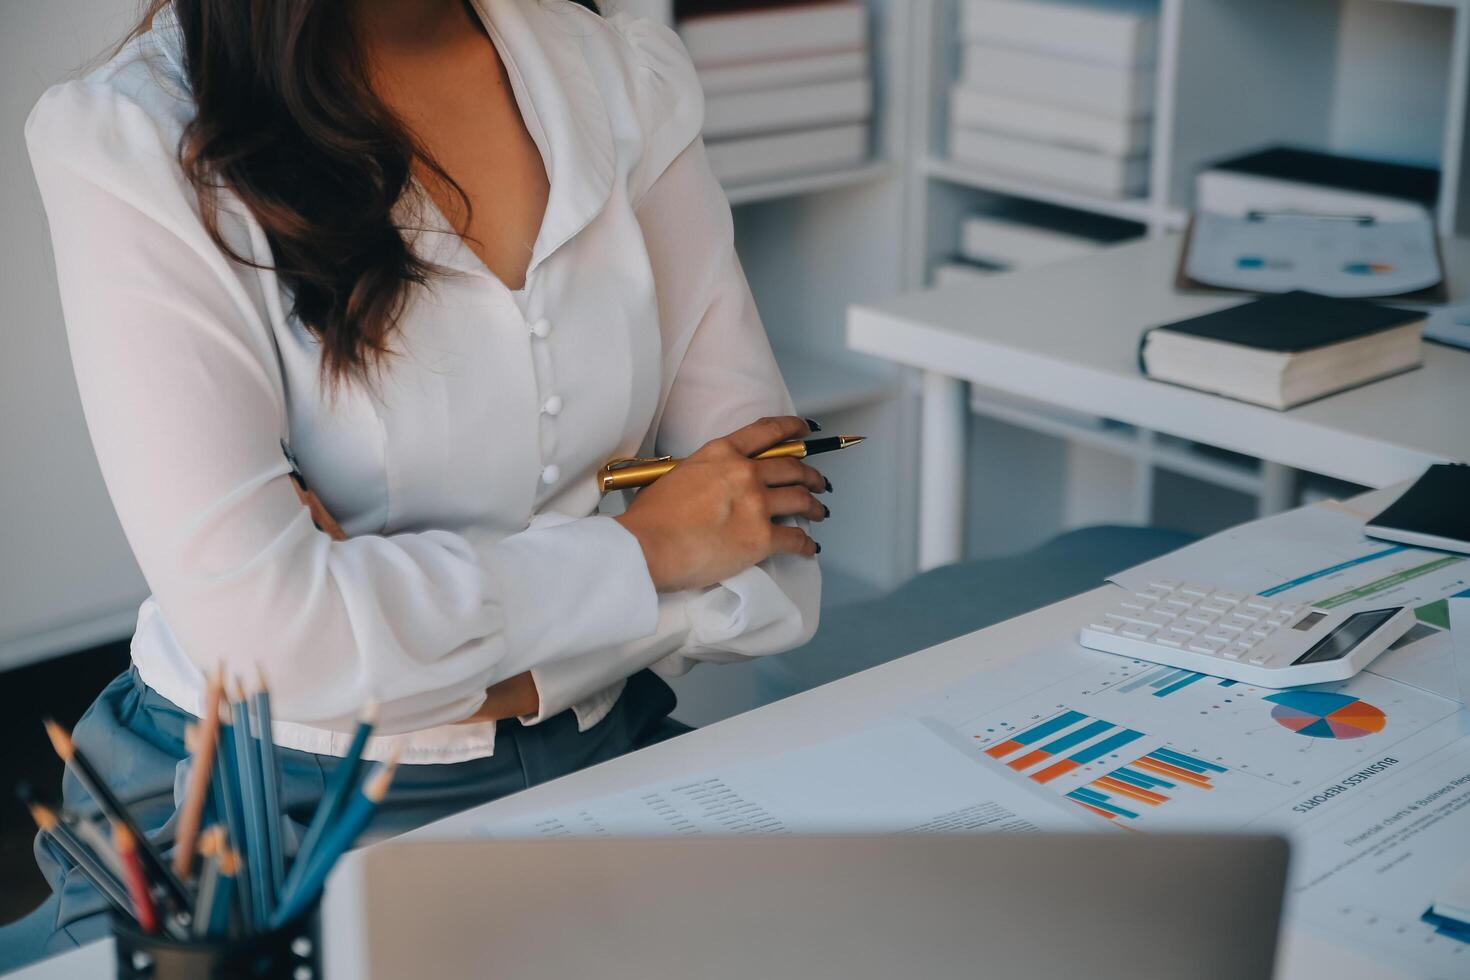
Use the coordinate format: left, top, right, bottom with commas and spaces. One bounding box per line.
8, 489, 1435, 980
847, 235, 1470, 571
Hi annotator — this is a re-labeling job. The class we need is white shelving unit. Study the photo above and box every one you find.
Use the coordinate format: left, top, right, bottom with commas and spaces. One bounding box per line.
672, 0, 1470, 594
897, 0, 1470, 562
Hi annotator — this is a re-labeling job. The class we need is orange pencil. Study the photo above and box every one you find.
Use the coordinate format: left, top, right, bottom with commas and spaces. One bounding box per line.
173, 667, 225, 879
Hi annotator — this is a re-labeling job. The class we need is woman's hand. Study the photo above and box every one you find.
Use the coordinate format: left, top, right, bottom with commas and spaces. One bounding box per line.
457, 671, 541, 723
614, 416, 827, 593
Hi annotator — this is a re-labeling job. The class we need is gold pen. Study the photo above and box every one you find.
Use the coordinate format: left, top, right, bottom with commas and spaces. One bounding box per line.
600, 435, 866, 494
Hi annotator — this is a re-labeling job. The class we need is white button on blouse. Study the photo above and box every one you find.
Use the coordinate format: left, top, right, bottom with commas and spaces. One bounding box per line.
26, 0, 820, 764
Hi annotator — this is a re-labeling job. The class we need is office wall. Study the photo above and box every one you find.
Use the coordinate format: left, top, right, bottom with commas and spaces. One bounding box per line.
0, 0, 148, 670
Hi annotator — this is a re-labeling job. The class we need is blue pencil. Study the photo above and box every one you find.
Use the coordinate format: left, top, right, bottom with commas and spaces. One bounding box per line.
231, 681, 270, 926
190, 827, 227, 938
253, 668, 285, 910
271, 755, 397, 929
279, 702, 376, 901
29, 803, 133, 919
206, 848, 240, 939
215, 711, 254, 933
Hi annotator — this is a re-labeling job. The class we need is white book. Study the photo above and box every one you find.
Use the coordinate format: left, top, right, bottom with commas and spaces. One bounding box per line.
950, 86, 1150, 156
933, 261, 1007, 288
961, 43, 1154, 117
949, 125, 1148, 198
678, 2, 868, 69
705, 124, 869, 185
704, 77, 872, 140
959, 0, 1158, 68
698, 49, 868, 96
960, 213, 1105, 269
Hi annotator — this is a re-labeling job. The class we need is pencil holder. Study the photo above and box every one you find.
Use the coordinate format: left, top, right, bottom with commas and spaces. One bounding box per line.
110, 904, 321, 980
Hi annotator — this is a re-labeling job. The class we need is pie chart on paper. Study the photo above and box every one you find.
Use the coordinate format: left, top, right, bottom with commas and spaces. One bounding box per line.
1264, 691, 1387, 740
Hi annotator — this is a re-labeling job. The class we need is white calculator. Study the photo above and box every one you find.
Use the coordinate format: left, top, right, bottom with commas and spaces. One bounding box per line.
1079, 580, 1416, 688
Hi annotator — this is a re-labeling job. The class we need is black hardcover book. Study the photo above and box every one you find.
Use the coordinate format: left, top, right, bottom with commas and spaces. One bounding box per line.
1142, 291, 1422, 355
1138, 291, 1426, 410
1366, 464, 1470, 556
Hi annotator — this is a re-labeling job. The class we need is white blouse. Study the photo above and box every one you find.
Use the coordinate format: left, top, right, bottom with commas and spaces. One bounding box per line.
26, 0, 819, 764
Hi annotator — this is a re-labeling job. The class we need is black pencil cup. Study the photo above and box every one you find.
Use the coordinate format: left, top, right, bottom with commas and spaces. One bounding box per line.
110, 905, 321, 980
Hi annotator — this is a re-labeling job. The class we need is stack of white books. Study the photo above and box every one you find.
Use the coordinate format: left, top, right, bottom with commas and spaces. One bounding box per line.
933, 204, 1138, 287
948, 0, 1158, 199
679, 1, 873, 185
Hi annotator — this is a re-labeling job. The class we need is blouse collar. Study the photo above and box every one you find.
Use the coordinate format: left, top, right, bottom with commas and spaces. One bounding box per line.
149, 0, 615, 277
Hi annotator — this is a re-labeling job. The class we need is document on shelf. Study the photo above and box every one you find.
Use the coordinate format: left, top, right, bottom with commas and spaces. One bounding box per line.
1183, 210, 1442, 299
908, 638, 1470, 974
466, 719, 1098, 841
1111, 503, 1470, 700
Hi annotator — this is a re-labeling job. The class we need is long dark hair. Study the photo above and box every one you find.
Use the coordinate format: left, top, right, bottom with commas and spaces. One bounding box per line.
125, 0, 598, 384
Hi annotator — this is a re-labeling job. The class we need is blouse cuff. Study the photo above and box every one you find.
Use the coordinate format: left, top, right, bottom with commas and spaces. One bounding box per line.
520, 593, 694, 727
474, 513, 660, 678
685, 565, 804, 653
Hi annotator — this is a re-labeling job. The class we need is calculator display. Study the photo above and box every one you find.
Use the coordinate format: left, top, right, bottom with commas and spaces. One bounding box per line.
1291, 608, 1400, 665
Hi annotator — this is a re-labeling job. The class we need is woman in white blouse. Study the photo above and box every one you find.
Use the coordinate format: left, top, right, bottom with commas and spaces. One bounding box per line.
24, 0, 823, 949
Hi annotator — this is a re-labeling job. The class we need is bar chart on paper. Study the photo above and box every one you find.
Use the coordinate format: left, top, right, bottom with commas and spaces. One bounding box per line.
930, 647, 1461, 831
975, 701, 1273, 827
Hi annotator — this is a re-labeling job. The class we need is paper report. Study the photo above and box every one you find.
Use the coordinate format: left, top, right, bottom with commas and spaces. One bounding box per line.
475, 719, 1095, 840
464, 502, 1470, 974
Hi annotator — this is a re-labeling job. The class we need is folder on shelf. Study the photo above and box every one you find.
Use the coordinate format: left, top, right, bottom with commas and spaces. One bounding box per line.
1179, 147, 1446, 301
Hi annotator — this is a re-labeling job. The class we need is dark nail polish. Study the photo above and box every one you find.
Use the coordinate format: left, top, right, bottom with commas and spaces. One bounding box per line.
805, 418, 822, 432
813, 541, 822, 554
824, 478, 833, 493
821, 504, 830, 518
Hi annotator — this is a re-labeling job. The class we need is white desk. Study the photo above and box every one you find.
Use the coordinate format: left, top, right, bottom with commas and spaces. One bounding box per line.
12, 494, 1441, 980
848, 235, 1470, 570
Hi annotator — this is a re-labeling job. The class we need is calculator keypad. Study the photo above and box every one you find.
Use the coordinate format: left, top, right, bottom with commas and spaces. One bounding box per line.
1086, 582, 1307, 669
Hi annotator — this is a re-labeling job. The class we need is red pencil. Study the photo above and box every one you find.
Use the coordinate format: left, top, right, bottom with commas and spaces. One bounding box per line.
113, 824, 159, 934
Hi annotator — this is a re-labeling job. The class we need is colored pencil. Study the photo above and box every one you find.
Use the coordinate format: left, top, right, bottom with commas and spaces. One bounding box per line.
214, 710, 255, 932
113, 824, 159, 935
43, 719, 191, 912
207, 848, 240, 939
28, 802, 132, 919
279, 702, 376, 901
271, 754, 398, 929
172, 667, 225, 879
69, 815, 127, 882
231, 679, 271, 925
191, 827, 231, 938
253, 667, 286, 906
